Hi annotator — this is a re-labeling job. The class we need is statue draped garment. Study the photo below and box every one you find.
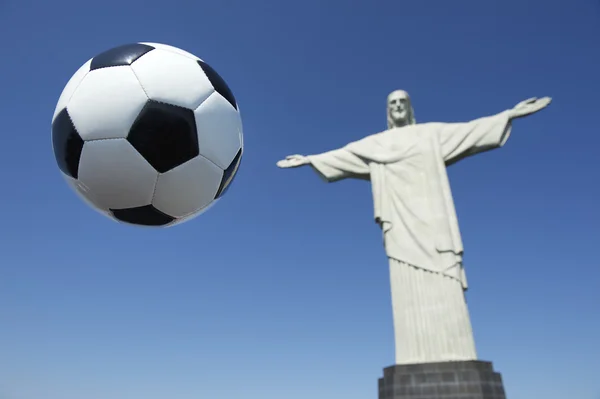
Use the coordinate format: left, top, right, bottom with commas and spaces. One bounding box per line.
306, 111, 513, 364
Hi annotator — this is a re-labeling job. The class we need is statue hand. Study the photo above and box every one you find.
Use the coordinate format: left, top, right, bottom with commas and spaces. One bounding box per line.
509, 96, 552, 119
276, 154, 310, 168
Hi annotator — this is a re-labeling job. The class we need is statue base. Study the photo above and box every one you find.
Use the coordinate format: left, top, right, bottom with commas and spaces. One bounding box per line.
378, 360, 506, 399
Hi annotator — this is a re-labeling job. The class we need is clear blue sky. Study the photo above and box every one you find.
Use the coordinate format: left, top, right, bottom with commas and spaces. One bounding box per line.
1, 0, 598, 398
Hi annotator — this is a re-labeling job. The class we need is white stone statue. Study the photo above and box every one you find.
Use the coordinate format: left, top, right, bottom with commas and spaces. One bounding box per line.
276, 90, 551, 365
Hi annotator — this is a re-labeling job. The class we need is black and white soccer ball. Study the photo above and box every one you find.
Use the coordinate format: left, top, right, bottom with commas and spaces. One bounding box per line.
51, 42, 243, 227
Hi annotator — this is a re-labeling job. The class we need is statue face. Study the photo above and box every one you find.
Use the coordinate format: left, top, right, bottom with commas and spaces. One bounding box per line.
387, 90, 410, 127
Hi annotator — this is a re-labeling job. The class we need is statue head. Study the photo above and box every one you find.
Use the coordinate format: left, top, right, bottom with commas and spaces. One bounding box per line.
387, 90, 416, 129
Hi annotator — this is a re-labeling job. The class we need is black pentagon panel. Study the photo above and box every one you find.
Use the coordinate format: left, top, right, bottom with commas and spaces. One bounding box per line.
90, 43, 155, 71
197, 60, 237, 110
215, 148, 242, 199
111, 205, 174, 226
127, 100, 199, 173
52, 108, 85, 178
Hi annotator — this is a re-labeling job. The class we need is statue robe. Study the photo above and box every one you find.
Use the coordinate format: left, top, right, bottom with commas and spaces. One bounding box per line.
306, 110, 513, 364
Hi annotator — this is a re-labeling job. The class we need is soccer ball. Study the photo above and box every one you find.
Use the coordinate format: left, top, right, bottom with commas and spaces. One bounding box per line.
51, 43, 243, 227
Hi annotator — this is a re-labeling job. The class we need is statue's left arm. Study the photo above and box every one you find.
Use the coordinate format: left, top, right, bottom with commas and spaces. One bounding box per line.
438, 111, 513, 166
439, 97, 551, 166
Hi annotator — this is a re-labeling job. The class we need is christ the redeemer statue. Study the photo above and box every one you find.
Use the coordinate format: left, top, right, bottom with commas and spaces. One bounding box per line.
276, 91, 551, 365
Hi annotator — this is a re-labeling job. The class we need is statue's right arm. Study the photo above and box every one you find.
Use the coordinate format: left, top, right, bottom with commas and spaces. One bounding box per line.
276, 154, 310, 168
307, 148, 370, 182
277, 144, 370, 182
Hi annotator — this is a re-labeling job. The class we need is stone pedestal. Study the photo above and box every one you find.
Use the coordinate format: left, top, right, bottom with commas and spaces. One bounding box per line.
378, 360, 506, 399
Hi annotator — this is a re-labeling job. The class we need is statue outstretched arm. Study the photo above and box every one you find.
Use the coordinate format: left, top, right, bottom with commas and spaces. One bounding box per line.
439, 96, 551, 166
277, 148, 370, 182
276, 154, 310, 168
508, 97, 552, 120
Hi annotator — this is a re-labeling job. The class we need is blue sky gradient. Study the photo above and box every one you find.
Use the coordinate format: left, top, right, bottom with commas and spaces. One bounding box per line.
1, 0, 599, 398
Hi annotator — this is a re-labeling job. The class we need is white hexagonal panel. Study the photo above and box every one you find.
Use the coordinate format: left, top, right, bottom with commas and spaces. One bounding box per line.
52, 59, 91, 122
194, 92, 242, 170
68, 65, 148, 141
166, 200, 219, 227
152, 155, 223, 218
62, 173, 111, 217
140, 42, 200, 60
77, 139, 158, 210
130, 49, 214, 110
